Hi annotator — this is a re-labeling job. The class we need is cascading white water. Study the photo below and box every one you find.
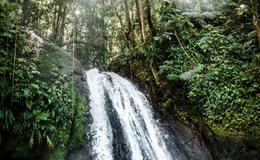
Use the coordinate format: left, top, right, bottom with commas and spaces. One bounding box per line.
85, 69, 187, 160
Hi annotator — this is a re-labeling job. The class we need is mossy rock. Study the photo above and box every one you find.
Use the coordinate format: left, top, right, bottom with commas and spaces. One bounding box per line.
37, 39, 82, 80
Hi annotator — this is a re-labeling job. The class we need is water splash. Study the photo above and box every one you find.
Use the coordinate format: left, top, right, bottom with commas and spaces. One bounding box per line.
85, 68, 187, 160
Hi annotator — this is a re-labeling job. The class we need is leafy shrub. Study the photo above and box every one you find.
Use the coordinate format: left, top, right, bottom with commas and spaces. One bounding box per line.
132, 1, 260, 151
189, 61, 259, 137
0, 1, 86, 158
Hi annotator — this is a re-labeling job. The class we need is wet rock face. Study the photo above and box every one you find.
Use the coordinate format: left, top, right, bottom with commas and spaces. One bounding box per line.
162, 119, 213, 160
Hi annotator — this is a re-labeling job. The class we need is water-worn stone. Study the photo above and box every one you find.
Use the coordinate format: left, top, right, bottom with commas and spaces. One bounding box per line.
162, 119, 213, 160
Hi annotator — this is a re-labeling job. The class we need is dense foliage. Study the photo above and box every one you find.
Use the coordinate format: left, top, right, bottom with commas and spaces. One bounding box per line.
0, 1, 86, 159
156, 2, 260, 146
0, 0, 259, 159
109, 0, 260, 157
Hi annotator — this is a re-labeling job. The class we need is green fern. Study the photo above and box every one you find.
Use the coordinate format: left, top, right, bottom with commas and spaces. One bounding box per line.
179, 64, 204, 81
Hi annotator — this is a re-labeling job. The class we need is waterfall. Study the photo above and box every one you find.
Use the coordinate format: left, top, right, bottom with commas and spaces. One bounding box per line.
84, 69, 187, 160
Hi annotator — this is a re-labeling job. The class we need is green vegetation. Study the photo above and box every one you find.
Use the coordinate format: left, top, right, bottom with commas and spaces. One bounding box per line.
0, 1, 86, 159
0, 0, 259, 159
157, 3, 259, 151
109, 0, 260, 158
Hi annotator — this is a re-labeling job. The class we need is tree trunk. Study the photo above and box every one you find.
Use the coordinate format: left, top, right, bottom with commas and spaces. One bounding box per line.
257, 21, 260, 48
58, 6, 67, 45
21, 0, 33, 26
123, 0, 135, 44
145, 0, 156, 36
54, 5, 62, 41
116, 13, 129, 43
150, 63, 161, 87
135, 0, 146, 42
251, 0, 260, 48
52, 5, 58, 39
52, 2, 68, 44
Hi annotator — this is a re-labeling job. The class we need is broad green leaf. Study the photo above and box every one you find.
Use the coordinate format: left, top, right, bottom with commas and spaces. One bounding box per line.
0, 111, 4, 119
167, 74, 179, 81
180, 64, 204, 80
0, 32, 12, 38
31, 84, 40, 90
46, 136, 54, 149
153, 36, 160, 41
36, 112, 49, 121
26, 100, 33, 110
29, 131, 34, 148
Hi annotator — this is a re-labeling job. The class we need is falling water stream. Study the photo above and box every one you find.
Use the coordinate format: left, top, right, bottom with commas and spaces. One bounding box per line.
84, 69, 188, 160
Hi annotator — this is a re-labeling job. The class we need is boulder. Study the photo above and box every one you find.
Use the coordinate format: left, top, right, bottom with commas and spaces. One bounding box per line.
26, 30, 82, 80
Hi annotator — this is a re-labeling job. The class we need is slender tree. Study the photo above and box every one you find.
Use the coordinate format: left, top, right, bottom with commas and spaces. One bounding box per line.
251, 0, 260, 48
21, 0, 33, 26
135, 0, 146, 42
123, 0, 135, 44
145, 0, 156, 36
52, 1, 69, 44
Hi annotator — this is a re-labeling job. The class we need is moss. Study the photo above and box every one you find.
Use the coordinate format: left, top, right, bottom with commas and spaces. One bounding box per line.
6, 137, 32, 159
38, 39, 82, 80
213, 126, 245, 144
43, 147, 67, 160
245, 126, 260, 150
